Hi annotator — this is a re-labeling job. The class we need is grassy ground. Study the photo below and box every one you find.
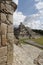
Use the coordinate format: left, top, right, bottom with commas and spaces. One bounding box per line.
19, 38, 26, 44
31, 36, 43, 45
19, 36, 43, 45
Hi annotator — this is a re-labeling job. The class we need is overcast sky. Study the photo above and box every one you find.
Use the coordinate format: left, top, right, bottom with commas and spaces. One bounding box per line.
13, 0, 43, 30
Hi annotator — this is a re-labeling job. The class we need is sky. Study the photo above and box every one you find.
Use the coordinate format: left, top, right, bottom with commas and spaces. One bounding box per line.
13, 0, 43, 30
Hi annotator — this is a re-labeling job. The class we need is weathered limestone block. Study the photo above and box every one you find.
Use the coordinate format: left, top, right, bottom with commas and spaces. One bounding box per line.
1, 13, 10, 24
0, 62, 7, 65
7, 33, 14, 44
10, 2, 17, 12
7, 14, 13, 24
1, 3, 5, 9
0, 56, 7, 63
1, 2, 12, 14
2, 35, 7, 46
1, 23, 7, 35
1, 13, 6, 22
0, 46, 7, 63
1, 23, 7, 46
6, 1, 11, 4
0, 46, 7, 57
6, 20, 10, 25
0, 24, 1, 46
0, 36, 1, 46
8, 25, 13, 33
0, 24, 1, 35
1, 1, 17, 14
5, 3, 13, 14
1, 2, 5, 10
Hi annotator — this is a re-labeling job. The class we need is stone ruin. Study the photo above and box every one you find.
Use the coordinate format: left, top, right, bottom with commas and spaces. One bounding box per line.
0, 0, 17, 65
14, 22, 36, 39
14, 22, 41, 39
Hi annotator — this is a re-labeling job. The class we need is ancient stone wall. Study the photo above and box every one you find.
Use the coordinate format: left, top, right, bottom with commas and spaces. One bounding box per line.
0, 0, 17, 65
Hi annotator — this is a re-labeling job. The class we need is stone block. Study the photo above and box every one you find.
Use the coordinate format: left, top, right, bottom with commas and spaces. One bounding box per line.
6, 20, 10, 25
5, 3, 13, 14
5, 1, 16, 13
1, 13, 6, 22
0, 47, 7, 63
6, 1, 11, 4
1, 23, 7, 35
7, 14, 13, 24
0, 24, 1, 34
10, 2, 17, 12
7, 33, 14, 44
2, 35, 7, 46
0, 62, 7, 65
0, 46, 7, 57
8, 25, 13, 33
1, 23, 7, 46
0, 36, 1, 46
0, 56, 7, 63
1, 3, 5, 10
1, 1, 13, 14
7, 43, 13, 52
7, 59, 13, 65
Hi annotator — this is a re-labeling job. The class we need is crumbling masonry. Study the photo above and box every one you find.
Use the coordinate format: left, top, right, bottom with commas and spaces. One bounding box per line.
0, 0, 17, 65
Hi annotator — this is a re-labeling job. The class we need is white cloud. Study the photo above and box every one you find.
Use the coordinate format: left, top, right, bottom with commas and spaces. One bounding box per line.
13, 0, 18, 5
13, 11, 43, 29
24, 0, 43, 30
33, 0, 43, 30
13, 0, 43, 30
35, 2, 43, 10
25, 17, 43, 30
35, 0, 41, 2
23, 13, 40, 25
13, 12, 26, 27
23, 13, 43, 30
35, 1, 43, 15
27, 20, 41, 29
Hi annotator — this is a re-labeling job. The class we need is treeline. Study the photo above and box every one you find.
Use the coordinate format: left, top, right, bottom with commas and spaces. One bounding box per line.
32, 29, 43, 35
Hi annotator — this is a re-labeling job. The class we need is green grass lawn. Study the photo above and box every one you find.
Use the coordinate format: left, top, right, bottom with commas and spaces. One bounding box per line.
31, 36, 43, 45
19, 36, 43, 45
